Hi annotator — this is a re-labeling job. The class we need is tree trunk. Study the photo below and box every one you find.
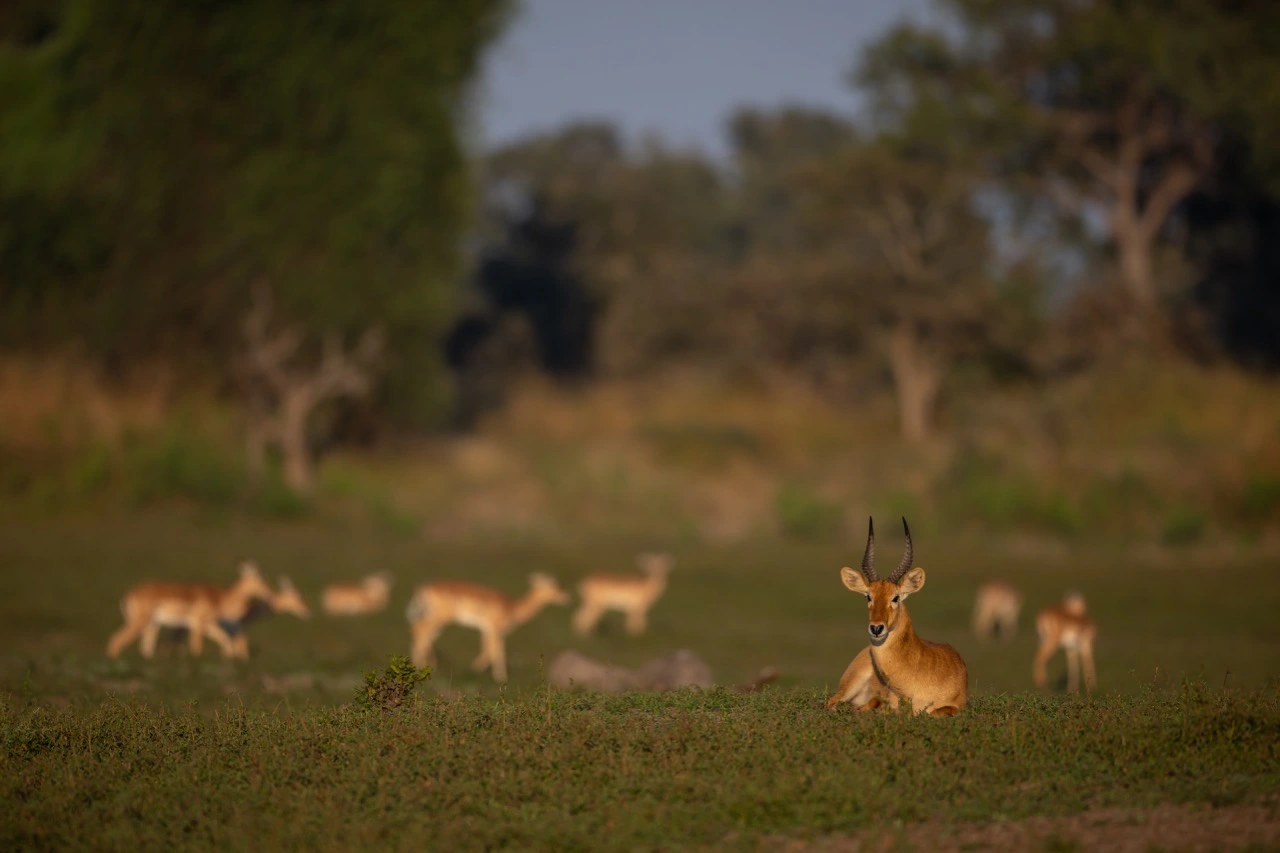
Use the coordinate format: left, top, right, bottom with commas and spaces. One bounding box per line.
887, 323, 941, 444
1115, 218, 1157, 315
279, 391, 315, 494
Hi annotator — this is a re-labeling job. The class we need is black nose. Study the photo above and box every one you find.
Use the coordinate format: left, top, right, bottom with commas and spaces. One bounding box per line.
869, 624, 885, 637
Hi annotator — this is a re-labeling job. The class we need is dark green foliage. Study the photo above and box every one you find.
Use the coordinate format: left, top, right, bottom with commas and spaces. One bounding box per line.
1241, 475, 1280, 524
1, 686, 1277, 850
125, 432, 242, 508
0, 0, 511, 425
352, 655, 430, 713
1162, 506, 1208, 547
775, 484, 844, 541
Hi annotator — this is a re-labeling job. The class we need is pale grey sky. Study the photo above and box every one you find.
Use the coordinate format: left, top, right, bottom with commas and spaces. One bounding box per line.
475, 0, 932, 159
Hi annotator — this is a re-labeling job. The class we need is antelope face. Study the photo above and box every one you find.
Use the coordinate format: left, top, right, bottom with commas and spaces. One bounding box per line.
839, 515, 925, 647
237, 561, 275, 600
273, 577, 311, 619
530, 572, 572, 606
840, 569, 926, 646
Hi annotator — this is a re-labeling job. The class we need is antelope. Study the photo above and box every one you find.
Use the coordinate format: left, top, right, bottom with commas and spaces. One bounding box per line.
322, 571, 393, 616
1033, 591, 1097, 694
572, 552, 673, 636
216, 576, 312, 659
106, 561, 273, 659
972, 580, 1022, 640
825, 517, 968, 717
406, 572, 571, 683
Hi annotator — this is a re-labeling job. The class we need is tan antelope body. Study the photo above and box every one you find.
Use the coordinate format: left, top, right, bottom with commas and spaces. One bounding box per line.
106, 562, 273, 659
573, 553, 673, 636
406, 573, 570, 683
322, 572, 393, 615
972, 580, 1022, 640
826, 518, 968, 717
1033, 592, 1097, 694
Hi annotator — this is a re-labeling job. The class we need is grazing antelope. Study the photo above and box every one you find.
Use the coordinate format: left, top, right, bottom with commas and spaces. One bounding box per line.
322, 571, 393, 616
405, 572, 571, 683
972, 580, 1022, 640
216, 576, 312, 659
825, 518, 968, 717
572, 552, 673, 636
1033, 591, 1097, 695
106, 561, 273, 659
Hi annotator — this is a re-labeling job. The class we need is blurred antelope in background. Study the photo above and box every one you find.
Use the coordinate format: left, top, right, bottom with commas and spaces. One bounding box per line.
216, 576, 312, 658
572, 552, 673, 636
972, 580, 1022, 640
406, 572, 570, 683
826, 518, 968, 716
1033, 591, 1097, 694
322, 571, 393, 615
106, 561, 273, 659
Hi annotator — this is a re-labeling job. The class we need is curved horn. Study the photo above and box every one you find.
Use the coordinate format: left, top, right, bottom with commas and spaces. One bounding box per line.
860, 516, 878, 582
889, 517, 913, 582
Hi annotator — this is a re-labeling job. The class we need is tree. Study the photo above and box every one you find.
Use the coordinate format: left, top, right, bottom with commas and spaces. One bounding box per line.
799, 142, 995, 442
237, 284, 384, 494
857, 0, 1280, 330
0, 0, 511, 428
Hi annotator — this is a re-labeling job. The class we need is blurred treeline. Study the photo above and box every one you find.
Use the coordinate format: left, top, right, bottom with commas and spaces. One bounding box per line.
2, 1, 1279, 540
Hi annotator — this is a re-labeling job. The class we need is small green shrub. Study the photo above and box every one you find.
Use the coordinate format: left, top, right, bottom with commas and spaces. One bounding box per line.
368, 496, 419, 535
126, 432, 242, 507
775, 484, 842, 540
1240, 475, 1280, 522
68, 443, 112, 499
352, 655, 431, 712
641, 423, 763, 470
1038, 492, 1084, 537
1162, 506, 1207, 546
250, 476, 311, 520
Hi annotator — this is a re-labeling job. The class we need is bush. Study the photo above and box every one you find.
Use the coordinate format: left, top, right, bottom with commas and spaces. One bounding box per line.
250, 475, 311, 520
640, 423, 763, 471
775, 484, 843, 540
1240, 475, 1280, 523
352, 655, 431, 713
368, 496, 420, 535
125, 432, 242, 507
1162, 506, 1207, 547
68, 443, 112, 499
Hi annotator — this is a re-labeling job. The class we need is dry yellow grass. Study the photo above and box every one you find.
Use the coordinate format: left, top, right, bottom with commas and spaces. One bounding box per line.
0, 355, 177, 450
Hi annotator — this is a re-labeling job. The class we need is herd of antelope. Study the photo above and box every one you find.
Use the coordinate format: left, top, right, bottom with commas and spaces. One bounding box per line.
105, 552, 677, 685
105, 518, 1094, 709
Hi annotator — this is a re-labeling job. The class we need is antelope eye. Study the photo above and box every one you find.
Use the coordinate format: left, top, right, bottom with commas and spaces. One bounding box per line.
865, 594, 871, 602
891, 595, 900, 604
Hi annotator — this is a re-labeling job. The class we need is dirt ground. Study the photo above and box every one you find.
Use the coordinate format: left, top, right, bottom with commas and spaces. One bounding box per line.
759, 802, 1280, 852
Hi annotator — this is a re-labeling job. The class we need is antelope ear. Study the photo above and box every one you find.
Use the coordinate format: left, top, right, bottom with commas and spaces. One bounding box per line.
278, 576, 296, 592
898, 567, 926, 596
240, 561, 262, 579
841, 567, 869, 594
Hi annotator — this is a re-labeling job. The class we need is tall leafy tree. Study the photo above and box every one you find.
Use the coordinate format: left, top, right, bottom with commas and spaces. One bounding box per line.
0, 0, 511, 429
858, 0, 1280, 327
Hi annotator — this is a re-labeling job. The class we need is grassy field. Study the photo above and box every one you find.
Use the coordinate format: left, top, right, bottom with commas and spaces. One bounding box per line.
4, 685, 1279, 850
3, 508, 1280, 850
2, 508, 1278, 705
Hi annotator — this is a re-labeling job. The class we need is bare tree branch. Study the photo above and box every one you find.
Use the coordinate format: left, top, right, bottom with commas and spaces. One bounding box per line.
236, 283, 385, 493
1137, 160, 1202, 244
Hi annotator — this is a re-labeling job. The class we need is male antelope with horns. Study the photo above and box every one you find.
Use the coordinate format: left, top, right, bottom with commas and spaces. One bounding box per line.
825, 517, 968, 716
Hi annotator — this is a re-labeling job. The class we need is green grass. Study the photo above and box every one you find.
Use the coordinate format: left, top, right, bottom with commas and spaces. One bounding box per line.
1, 508, 1278, 706
2, 508, 1279, 849
3, 685, 1278, 851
